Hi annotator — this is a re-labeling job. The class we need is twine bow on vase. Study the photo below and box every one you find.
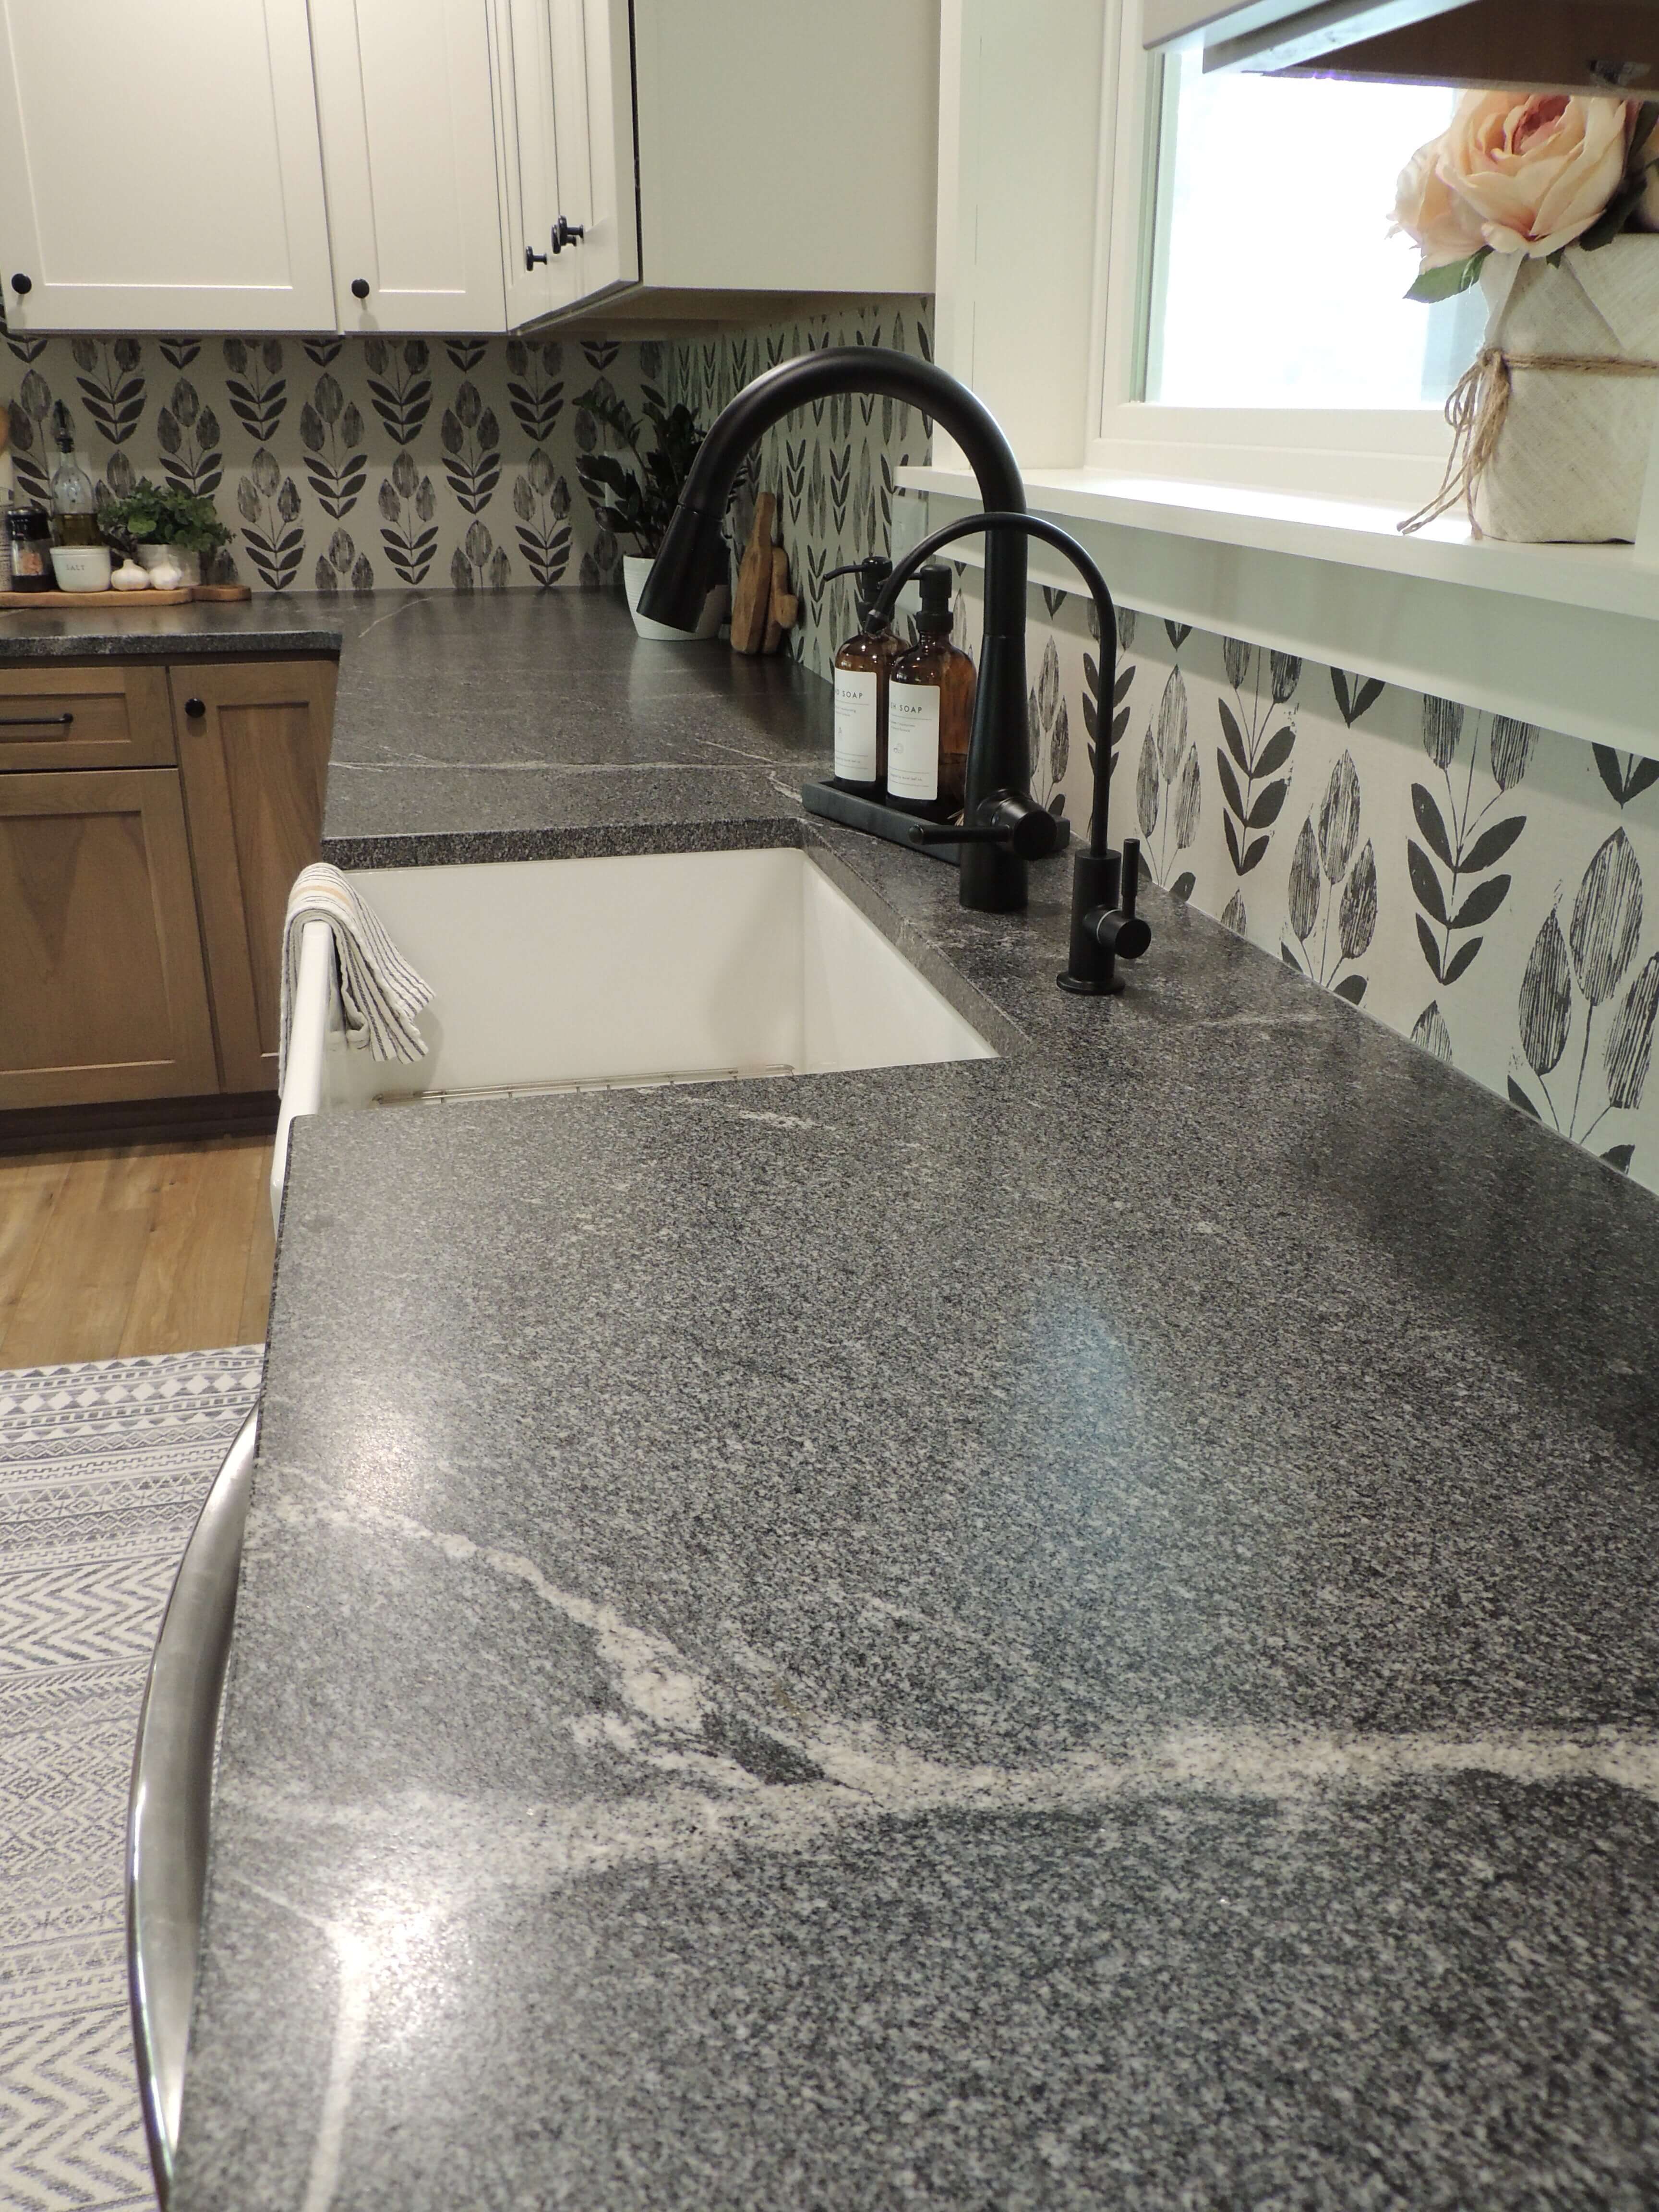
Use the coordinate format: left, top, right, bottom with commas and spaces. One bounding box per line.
1400, 345, 1659, 536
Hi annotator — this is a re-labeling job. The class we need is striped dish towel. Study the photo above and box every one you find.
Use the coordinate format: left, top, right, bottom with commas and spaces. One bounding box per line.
278, 863, 432, 1084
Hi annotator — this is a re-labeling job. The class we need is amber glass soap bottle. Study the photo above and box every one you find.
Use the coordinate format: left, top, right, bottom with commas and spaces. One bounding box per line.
886, 563, 975, 819
829, 555, 902, 795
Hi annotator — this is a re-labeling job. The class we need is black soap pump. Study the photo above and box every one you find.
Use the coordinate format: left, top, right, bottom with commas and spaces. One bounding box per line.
827, 555, 902, 796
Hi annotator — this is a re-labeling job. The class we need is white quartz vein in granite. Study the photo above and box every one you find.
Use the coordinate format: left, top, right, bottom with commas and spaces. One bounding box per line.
239, 1481, 1659, 2211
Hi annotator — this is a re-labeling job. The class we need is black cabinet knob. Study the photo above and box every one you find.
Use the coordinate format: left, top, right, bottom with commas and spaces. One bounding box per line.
183, 697, 205, 719
524, 244, 548, 269
10, 273, 30, 295
549, 216, 585, 254
350, 277, 370, 301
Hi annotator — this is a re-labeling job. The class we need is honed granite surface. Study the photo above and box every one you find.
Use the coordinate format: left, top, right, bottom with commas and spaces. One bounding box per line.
173, 595, 1659, 2210
0, 594, 341, 660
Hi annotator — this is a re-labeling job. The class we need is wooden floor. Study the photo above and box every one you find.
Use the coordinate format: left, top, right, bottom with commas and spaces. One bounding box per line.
0, 1137, 275, 1370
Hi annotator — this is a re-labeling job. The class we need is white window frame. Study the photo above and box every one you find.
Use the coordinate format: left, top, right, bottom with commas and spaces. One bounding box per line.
1087, 0, 1455, 511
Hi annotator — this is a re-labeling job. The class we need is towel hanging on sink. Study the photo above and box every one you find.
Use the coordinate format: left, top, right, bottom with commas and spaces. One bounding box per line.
278, 863, 433, 1085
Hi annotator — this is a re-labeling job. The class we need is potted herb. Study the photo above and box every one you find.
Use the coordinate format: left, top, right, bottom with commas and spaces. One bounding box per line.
99, 478, 231, 586
574, 385, 726, 639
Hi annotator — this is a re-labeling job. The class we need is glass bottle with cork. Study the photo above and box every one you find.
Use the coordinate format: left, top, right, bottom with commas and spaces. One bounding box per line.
828, 554, 903, 796
885, 561, 975, 820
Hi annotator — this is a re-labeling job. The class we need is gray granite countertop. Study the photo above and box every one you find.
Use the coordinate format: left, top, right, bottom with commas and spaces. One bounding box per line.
0, 595, 342, 660
174, 593, 1659, 2210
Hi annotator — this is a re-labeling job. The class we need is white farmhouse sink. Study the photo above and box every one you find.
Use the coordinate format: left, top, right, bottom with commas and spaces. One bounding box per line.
273, 847, 995, 1221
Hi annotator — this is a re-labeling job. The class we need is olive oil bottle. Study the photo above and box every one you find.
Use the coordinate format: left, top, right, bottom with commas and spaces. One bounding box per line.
886, 563, 975, 819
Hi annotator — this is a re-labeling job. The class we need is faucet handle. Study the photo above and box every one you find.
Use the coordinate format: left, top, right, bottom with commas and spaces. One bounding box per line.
1121, 838, 1140, 920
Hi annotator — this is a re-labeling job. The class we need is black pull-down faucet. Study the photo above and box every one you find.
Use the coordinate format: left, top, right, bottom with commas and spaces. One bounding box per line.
639, 347, 1150, 992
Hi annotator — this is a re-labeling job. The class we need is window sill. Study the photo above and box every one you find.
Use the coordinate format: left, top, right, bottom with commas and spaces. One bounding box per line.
895, 464, 1659, 761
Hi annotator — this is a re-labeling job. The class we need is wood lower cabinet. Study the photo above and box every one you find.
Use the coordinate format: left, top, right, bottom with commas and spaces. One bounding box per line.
0, 653, 337, 1115
0, 768, 218, 1108
173, 660, 337, 1095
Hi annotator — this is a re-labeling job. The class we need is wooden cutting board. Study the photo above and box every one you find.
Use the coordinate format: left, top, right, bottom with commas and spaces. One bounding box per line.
730, 492, 777, 656
0, 583, 253, 609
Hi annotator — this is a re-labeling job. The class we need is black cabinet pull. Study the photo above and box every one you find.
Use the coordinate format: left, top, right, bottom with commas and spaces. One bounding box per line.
549, 216, 585, 253
183, 697, 205, 718
350, 276, 371, 300
10, 273, 30, 295
0, 711, 72, 727
524, 244, 548, 269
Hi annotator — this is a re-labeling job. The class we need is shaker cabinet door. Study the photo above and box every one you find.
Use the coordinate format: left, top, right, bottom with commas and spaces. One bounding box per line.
311, 0, 507, 334
173, 660, 336, 1096
490, 0, 637, 328
0, 0, 335, 333
0, 770, 218, 1108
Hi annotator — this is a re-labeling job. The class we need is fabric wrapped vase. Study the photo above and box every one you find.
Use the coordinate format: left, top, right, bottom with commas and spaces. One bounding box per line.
1406, 237, 1659, 544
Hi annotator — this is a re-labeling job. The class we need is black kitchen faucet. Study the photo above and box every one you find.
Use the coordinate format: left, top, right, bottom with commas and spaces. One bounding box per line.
640, 347, 1149, 994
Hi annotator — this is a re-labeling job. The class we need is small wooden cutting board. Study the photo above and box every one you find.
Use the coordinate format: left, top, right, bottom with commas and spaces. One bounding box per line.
0, 583, 254, 610
730, 492, 777, 655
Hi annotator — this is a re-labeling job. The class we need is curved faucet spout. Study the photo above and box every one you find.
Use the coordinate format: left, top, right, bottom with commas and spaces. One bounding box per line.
640, 347, 1048, 913
639, 347, 1026, 637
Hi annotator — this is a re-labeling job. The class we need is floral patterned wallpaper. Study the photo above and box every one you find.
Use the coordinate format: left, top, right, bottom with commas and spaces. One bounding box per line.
963, 577, 1659, 1196
1, 329, 653, 594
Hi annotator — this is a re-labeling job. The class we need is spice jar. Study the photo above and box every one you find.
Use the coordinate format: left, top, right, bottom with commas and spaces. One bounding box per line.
5, 505, 53, 591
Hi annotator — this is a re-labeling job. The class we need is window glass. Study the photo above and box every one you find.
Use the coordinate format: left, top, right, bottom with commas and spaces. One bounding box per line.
1143, 46, 1486, 409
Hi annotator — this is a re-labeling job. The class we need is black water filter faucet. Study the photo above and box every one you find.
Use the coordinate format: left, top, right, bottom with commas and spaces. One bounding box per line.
865, 510, 1151, 997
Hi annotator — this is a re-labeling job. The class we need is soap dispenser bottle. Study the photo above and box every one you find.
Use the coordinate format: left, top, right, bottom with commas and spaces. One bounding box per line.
828, 555, 902, 795
886, 562, 975, 819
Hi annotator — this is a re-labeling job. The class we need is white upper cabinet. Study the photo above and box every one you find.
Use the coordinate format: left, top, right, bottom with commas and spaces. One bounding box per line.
631, 0, 937, 297
0, 0, 335, 333
310, 0, 507, 333
491, 0, 637, 328
0, 0, 936, 336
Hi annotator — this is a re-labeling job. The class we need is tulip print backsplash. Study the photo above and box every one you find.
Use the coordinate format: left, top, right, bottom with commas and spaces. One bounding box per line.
1, 328, 660, 593
954, 575, 1659, 1196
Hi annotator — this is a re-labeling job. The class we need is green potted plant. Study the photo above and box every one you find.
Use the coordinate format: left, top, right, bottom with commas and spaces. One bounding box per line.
98, 478, 231, 586
574, 385, 726, 639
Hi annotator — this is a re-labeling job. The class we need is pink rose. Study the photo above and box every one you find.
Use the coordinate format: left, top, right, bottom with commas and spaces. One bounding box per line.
1410, 90, 1634, 262
1394, 138, 1488, 271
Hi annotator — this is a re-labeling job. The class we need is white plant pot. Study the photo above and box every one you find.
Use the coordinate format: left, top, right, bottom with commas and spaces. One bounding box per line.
137, 542, 201, 587
623, 553, 727, 641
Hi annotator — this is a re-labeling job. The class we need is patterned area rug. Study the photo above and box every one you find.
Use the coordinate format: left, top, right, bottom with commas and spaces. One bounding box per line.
0, 1348, 264, 2212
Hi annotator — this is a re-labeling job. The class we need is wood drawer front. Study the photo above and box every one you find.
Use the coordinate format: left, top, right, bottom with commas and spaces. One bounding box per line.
0, 767, 218, 1108
0, 664, 176, 770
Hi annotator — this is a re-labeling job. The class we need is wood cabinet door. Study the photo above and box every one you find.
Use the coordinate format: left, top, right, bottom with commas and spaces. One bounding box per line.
0, 770, 217, 1108
0, 665, 175, 773
0, 0, 335, 333
311, 0, 507, 334
174, 660, 337, 1096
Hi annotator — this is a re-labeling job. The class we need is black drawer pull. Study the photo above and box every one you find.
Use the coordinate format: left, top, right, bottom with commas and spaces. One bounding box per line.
183, 697, 205, 718
0, 711, 74, 727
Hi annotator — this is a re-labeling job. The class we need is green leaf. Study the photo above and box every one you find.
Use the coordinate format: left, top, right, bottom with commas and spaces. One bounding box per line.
1407, 248, 1491, 303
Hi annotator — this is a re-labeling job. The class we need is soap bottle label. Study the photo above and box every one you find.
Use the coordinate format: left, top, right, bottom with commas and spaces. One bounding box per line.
833, 667, 879, 783
887, 685, 941, 803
